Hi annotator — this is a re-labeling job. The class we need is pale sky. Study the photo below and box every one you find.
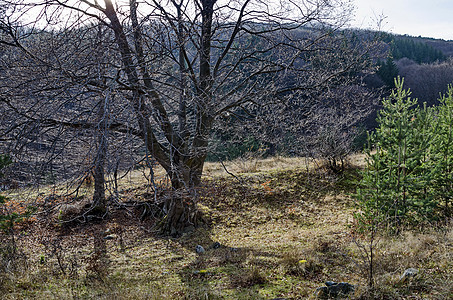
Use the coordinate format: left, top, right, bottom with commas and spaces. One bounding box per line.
353, 0, 453, 40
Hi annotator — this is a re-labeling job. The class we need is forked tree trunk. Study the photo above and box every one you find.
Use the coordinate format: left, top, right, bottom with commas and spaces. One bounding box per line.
104, 0, 211, 235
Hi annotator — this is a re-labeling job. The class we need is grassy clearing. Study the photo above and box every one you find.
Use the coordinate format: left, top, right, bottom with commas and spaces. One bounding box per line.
0, 155, 452, 299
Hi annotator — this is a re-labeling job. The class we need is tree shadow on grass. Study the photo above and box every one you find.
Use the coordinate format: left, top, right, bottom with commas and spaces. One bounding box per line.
200, 167, 358, 213
174, 238, 280, 299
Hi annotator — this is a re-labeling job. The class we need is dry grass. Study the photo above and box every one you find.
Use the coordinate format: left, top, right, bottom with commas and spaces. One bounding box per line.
0, 154, 451, 299
203, 156, 315, 177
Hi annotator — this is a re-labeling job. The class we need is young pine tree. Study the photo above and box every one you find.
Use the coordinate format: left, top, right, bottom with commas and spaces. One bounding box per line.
430, 86, 453, 219
356, 77, 437, 231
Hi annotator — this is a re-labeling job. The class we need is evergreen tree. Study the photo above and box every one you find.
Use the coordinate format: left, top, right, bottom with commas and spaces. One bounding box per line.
356, 77, 441, 230
376, 57, 399, 89
430, 87, 453, 218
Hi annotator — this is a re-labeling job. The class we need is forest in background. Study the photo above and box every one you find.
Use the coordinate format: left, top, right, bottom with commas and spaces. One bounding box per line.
374, 34, 453, 103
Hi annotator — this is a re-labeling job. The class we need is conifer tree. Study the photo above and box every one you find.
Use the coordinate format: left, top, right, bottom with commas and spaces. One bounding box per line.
356, 77, 440, 230
430, 86, 453, 218
376, 57, 399, 89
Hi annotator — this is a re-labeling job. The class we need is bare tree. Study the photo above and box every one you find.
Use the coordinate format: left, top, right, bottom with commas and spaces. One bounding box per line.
0, 0, 377, 234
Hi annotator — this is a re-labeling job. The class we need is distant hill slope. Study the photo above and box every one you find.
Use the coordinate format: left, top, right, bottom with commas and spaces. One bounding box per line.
405, 36, 453, 57
392, 34, 453, 58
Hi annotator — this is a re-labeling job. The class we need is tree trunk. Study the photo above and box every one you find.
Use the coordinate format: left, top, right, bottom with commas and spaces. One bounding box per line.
92, 145, 106, 215
161, 190, 201, 237
157, 156, 205, 236
92, 97, 107, 216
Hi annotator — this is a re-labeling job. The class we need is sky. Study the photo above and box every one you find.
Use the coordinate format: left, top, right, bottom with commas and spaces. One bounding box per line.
353, 0, 453, 40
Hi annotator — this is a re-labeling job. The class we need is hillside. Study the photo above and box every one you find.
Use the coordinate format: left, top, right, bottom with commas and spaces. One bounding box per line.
0, 156, 451, 299
396, 35, 453, 58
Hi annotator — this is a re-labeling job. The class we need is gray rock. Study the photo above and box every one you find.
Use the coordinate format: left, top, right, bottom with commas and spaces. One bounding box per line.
195, 245, 205, 254
400, 268, 418, 282
315, 281, 355, 298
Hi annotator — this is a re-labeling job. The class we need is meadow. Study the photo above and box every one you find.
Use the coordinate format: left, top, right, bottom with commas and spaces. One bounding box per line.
0, 155, 451, 299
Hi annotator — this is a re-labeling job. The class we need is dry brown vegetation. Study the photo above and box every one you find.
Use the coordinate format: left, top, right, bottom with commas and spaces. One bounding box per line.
0, 155, 452, 299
